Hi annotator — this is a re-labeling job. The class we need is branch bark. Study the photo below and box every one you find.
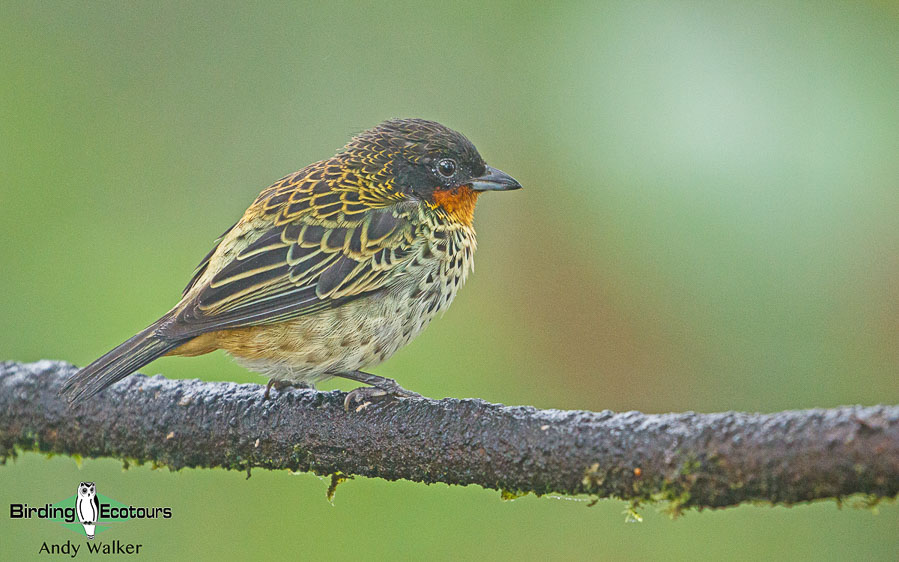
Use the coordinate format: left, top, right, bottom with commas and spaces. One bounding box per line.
1, 360, 897, 510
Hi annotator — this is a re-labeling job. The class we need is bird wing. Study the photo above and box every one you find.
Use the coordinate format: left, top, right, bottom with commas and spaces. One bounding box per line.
162, 162, 417, 339
181, 222, 237, 298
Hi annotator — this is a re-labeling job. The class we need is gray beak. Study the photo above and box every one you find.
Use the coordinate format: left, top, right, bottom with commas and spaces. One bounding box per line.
469, 166, 522, 192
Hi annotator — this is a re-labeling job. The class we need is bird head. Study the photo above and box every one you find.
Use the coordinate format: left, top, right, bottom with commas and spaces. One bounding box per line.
341, 119, 521, 224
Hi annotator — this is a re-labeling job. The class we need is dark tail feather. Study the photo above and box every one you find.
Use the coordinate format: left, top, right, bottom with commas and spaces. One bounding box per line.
59, 319, 183, 405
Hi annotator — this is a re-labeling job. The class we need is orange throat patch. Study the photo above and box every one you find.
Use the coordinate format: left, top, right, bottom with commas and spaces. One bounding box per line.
432, 186, 480, 226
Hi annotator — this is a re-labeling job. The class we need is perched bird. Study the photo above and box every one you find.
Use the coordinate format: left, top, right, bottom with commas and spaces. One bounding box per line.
60, 118, 521, 409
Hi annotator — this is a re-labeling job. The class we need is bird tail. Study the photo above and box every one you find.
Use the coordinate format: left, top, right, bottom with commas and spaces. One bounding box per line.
59, 316, 184, 405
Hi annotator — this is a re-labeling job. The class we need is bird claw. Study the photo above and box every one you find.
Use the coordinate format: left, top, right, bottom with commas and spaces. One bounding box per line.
343, 384, 421, 412
263, 379, 312, 401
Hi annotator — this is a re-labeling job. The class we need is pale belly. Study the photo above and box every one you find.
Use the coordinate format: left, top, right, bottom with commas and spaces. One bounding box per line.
217, 242, 471, 384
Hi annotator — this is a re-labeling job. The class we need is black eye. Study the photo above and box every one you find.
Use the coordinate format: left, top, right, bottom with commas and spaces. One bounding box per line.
436, 158, 456, 178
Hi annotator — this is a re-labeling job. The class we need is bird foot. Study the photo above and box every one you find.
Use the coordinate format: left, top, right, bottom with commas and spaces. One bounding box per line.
263, 379, 312, 400
343, 381, 421, 412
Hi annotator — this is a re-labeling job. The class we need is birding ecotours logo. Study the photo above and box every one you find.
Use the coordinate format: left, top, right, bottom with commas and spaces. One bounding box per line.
75, 482, 98, 539
8, 481, 173, 538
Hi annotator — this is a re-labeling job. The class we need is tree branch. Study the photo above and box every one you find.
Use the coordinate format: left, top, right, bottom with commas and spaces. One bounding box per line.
1, 360, 897, 510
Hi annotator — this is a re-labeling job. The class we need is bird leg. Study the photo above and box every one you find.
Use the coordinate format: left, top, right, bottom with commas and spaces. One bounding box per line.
263, 379, 313, 400
336, 370, 422, 411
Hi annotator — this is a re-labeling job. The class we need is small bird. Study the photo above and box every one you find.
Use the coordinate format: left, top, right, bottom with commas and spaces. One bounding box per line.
60, 118, 521, 409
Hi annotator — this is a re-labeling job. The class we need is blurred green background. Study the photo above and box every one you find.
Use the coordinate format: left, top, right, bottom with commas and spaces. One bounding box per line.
2, 1, 897, 559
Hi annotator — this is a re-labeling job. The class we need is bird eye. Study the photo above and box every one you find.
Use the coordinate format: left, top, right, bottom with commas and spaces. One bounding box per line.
436, 158, 456, 178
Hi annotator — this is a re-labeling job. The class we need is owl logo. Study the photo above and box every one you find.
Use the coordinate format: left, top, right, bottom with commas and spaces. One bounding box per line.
75, 482, 99, 539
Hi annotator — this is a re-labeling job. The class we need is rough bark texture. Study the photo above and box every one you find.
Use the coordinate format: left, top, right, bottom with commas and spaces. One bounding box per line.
1, 360, 897, 510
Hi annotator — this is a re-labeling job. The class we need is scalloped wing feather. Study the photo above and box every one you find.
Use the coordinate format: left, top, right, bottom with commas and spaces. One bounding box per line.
163, 161, 416, 339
